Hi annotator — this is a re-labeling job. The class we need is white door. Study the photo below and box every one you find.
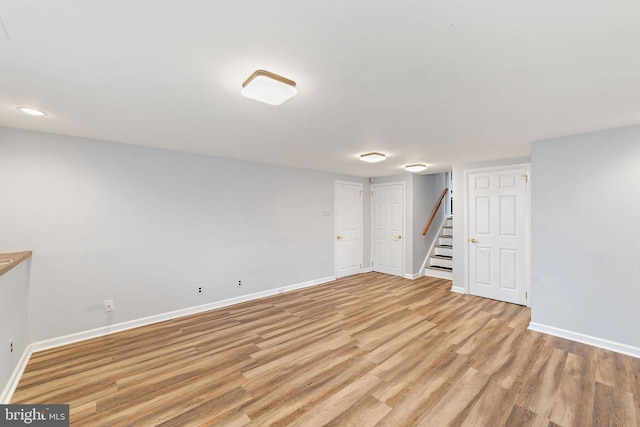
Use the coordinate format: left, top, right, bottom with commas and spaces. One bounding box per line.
467, 166, 529, 305
335, 181, 362, 278
372, 183, 404, 277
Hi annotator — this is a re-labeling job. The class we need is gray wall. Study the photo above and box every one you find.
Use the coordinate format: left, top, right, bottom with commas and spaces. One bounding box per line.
0, 260, 29, 399
531, 125, 640, 348
412, 173, 447, 273
0, 127, 368, 342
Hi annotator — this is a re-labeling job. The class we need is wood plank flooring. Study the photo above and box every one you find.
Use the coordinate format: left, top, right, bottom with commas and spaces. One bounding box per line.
12, 273, 640, 426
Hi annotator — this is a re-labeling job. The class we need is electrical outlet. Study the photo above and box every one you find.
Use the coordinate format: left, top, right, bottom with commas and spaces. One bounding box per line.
238, 280, 242, 287
9, 339, 13, 353
197, 286, 203, 295
104, 299, 114, 312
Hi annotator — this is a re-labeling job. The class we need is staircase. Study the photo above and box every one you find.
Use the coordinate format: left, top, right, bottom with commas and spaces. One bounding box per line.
424, 217, 453, 280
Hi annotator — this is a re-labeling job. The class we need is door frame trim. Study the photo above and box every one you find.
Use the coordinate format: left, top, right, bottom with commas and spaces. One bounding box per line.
334, 180, 363, 278
370, 181, 405, 278
463, 163, 531, 306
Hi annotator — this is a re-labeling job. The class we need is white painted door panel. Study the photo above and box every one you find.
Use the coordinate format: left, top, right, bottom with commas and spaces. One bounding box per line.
468, 167, 528, 305
335, 182, 362, 278
372, 184, 403, 276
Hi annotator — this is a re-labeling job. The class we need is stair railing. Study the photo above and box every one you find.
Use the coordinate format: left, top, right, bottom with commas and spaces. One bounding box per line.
423, 187, 449, 235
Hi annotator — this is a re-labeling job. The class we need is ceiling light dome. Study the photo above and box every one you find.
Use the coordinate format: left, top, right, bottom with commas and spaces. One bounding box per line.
17, 107, 47, 116
241, 70, 297, 106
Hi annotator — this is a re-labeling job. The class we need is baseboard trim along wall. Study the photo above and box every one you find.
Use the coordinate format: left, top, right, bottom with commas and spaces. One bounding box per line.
32, 275, 336, 353
1, 275, 336, 403
450, 286, 466, 294
0, 345, 33, 404
403, 273, 421, 280
528, 322, 640, 359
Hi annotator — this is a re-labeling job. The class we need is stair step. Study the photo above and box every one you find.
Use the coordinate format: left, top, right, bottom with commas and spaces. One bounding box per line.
428, 265, 453, 272
429, 255, 453, 268
434, 245, 453, 257
438, 236, 453, 245
424, 267, 453, 280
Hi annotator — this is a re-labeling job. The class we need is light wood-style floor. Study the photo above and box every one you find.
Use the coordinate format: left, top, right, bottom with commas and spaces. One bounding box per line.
12, 273, 640, 426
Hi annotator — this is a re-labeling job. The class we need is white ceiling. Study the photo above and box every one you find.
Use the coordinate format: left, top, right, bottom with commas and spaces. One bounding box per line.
1, 0, 639, 177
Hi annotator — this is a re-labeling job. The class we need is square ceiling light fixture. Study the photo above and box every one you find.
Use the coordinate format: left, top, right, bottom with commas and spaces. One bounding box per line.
405, 164, 427, 172
360, 152, 386, 163
241, 70, 297, 106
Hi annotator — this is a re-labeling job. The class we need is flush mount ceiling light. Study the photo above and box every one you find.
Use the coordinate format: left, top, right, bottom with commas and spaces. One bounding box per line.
405, 164, 427, 172
360, 152, 386, 163
17, 107, 47, 116
241, 70, 297, 106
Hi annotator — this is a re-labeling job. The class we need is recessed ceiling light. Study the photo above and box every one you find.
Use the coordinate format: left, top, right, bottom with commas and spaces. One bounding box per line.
360, 152, 386, 163
405, 164, 427, 172
17, 107, 47, 116
241, 70, 297, 106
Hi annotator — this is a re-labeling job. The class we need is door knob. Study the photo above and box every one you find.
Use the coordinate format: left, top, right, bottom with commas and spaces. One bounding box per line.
336, 235, 343, 240
470, 238, 478, 243
396, 235, 402, 239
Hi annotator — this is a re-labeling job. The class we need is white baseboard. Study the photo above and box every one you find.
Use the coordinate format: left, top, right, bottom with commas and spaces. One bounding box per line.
0, 345, 33, 404
30, 275, 336, 353
450, 286, 466, 294
361, 267, 373, 273
404, 273, 420, 280
424, 268, 453, 280
528, 322, 640, 359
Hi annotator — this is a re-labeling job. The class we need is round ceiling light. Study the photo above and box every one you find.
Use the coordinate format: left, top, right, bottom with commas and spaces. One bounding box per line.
17, 107, 47, 116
